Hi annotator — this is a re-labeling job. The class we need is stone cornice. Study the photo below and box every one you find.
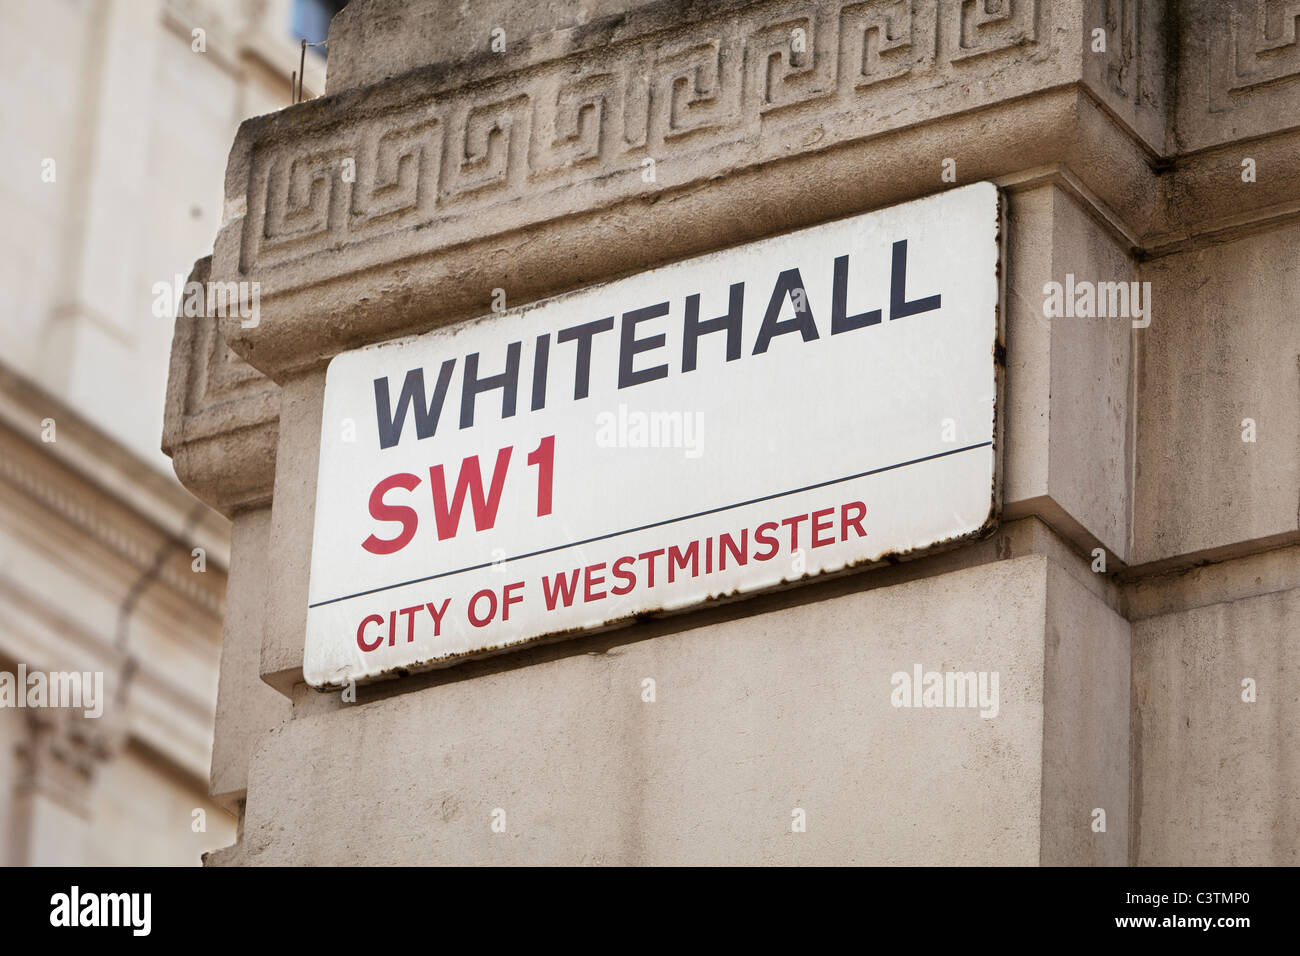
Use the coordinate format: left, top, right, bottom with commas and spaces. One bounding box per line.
215, 0, 1085, 377
205, 0, 1300, 383
217, 87, 1152, 375
169, 0, 1300, 516
162, 257, 281, 517
0, 366, 231, 574
0, 585, 218, 786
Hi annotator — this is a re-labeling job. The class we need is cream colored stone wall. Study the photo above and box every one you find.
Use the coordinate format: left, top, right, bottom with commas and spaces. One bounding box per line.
1132, 590, 1300, 866
0, 0, 323, 866
231, 557, 1055, 865
0, 0, 321, 470
162, 0, 1300, 866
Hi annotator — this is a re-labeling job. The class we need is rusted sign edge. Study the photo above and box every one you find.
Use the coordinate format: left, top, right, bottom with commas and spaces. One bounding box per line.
309, 184, 1006, 690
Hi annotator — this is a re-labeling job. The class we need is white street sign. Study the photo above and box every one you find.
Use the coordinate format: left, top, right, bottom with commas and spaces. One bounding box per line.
305, 182, 1001, 687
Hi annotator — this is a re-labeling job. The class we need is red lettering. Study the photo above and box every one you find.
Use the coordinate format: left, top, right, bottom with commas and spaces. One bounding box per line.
638, 549, 665, 588
426, 599, 451, 636
611, 556, 637, 595
719, 530, 747, 570
503, 582, 525, 620
429, 446, 512, 540
584, 563, 607, 602
468, 588, 497, 627
781, 513, 809, 551
356, 614, 384, 652
753, 521, 780, 561
398, 605, 423, 642
841, 501, 867, 539
527, 435, 555, 517
361, 473, 421, 555
811, 508, 835, 547
667, 542, 699, 582
541, 569, 580, 609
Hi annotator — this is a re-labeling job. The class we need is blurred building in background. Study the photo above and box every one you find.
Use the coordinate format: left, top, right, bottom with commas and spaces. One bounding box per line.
0, 0, 336, 866
179, 0, 1300, 866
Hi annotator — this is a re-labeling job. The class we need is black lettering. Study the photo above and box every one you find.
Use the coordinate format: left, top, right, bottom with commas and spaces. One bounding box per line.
459, 342, 521, 429
530, 333, 550, 411
556, 317, 615, 400
889, 239, 941, 320
831, 254, 881, 333
618, 302, 670, 389
682, 283, 744, 372
753, 268, 818, 354
373, 360, 456, 450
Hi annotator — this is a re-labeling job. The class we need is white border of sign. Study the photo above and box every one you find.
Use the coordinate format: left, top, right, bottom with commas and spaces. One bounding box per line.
305, 183, 1004, 688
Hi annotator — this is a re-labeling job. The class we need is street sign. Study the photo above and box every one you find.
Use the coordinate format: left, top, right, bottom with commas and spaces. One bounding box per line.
305, 182, 1001, 687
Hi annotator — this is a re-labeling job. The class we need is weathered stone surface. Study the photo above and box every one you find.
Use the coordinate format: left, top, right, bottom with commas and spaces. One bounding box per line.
1132, 589, 1300, 865
1171, 0, 1300, 153
1002, 182, 1134, 564
261, 370, 326, 694
326, 0, 664, 93
1041, 560, 1130, 865
160, 0, 1300, 865
213, 0, 1167, 378
210, 508, 291, 806
162, 257, 280, 517
241, 557, 1060, 865
1133, 220, 1300, 569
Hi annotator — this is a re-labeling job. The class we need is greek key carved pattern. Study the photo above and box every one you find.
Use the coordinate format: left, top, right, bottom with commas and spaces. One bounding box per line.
1204, 0, 1300, 116
531, 72, 624, 172
745, 8, 836, 113
1225, 0, 1300, 92
247, 147, 349, 269
652, 36, 742, 141
444, 96, 532, 197
239, 0, 1051, 272
948, 0, 1038, 61
840, 0, 916, 88
350, 119, 442, 229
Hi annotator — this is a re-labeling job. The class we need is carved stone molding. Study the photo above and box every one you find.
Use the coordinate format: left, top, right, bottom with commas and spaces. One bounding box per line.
1217, 0, 1300, 102
225, 1, 1066, 284
14, 708, 129, 816
1081, 0, 1167, 151
162, 257, 280, 517
209, 0, 1118, 376
1179, 0, 1300, 150
0, 440, 223, 617
176, 0, 1300, 463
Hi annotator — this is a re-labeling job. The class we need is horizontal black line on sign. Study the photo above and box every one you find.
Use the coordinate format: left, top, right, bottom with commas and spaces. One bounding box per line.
308, 441, 993, 609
